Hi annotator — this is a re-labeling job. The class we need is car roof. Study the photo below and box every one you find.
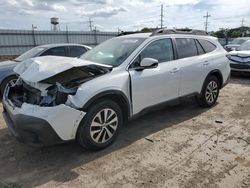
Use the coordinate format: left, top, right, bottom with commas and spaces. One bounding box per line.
118, 32, 217, 41
37, 43, 90, 48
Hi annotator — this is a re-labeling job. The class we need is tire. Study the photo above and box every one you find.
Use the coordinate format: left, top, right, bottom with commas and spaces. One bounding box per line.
197, 76, 220, 108
77, 100, 123, 151
0, 76, 17, 97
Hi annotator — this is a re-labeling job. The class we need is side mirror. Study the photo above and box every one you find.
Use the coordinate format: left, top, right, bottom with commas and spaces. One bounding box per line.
135, 58, 158, 70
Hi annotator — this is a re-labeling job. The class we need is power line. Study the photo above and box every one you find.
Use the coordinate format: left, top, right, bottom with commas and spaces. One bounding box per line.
160, 4, 163, 28
203, 11, 211, 32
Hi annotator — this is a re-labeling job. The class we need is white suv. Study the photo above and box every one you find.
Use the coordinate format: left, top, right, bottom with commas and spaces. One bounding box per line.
2, 29, 230, 150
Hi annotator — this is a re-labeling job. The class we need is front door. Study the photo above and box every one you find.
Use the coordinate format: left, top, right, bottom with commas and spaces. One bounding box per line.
129, 38, 180, 114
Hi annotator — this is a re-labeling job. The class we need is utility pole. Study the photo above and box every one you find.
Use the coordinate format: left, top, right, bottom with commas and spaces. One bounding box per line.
88, 17, 93, 31
203, 11, 211, 32
241, 18, 245, 27
241, 18, 245, 37
160, 4, 164, 28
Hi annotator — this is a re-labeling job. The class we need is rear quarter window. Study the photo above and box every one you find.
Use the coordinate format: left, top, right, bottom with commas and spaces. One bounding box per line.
198, 39, 217, 53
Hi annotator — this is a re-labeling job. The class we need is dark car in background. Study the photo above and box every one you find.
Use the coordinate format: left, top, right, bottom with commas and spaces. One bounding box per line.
0, 43, 91, 96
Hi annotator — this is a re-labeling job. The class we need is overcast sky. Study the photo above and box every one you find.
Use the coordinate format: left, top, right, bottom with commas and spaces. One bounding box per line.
0, 0, 249, 32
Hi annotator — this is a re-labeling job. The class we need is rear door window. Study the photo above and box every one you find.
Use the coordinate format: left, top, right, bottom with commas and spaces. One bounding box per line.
198, 39, 216, 53
40, 46, 67, 57
68, 46, 87, 57
176, 38, 198, 59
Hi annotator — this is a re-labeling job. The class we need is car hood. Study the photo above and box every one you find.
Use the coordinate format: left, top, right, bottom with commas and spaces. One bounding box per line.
14, 56, 112, 83
0, 60, 19, 69
229, 51, 250, 57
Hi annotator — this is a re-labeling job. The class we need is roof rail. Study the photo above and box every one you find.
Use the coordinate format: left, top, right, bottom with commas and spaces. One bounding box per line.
150, 28, 208, 36
117, 31, 142, 36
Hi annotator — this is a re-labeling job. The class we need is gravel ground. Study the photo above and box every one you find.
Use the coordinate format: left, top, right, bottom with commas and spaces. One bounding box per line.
0, 77, 249, 188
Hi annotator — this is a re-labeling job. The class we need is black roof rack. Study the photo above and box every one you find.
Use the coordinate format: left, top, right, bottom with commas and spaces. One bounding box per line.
117, 31, 142, 36
150, 28, 208, 36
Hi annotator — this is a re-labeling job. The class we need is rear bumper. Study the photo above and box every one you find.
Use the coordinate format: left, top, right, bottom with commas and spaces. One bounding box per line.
2, 85, 86, 146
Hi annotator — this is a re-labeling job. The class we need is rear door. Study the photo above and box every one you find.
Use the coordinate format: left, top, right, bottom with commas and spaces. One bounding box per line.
129, 38, 180, 114
175, 38, 210, 96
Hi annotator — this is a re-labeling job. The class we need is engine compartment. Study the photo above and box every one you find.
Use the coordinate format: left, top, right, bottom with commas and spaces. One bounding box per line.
8, 79, 78, 107
7, 64, 112, 107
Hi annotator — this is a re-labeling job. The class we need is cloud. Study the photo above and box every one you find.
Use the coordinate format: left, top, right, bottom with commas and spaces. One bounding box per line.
81, 7, 128, 18
0, 0, 249, 31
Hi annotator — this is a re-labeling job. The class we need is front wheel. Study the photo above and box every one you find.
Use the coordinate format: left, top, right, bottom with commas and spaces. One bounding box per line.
0, 76, 17, 97
197, 76, 220, 107
77, 100, 123, 151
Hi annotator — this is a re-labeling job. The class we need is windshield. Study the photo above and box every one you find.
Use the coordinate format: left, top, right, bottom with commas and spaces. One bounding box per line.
80, 37, 145, 67
239, 41, 250, 51
231, 38, 247, 45
15, 47, 46, 62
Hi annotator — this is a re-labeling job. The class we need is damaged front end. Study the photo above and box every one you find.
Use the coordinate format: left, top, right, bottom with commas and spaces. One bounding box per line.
2, 56, 113, 145
8, 64, 112, 108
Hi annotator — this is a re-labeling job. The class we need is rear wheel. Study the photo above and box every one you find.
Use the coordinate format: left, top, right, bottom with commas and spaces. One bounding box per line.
77, 100, 123, 151
197, 76, 220, 107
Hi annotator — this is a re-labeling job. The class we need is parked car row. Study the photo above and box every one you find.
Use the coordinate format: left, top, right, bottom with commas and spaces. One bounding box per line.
0, 43, 91, 96
2, 29, 231, 150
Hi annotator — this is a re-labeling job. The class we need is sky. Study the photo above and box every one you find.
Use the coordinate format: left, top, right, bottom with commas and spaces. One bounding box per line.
0, 0, 249, 32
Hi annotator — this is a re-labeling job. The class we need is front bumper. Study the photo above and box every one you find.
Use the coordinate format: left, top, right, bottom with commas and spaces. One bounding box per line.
2, 106, 63, 146
230, 63, 250, 73
2, 86, 86, 146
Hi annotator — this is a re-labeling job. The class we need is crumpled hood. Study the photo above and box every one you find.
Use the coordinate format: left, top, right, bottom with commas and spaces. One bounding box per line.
14, 56, 112, 83
0, 60, 18, 69
229, 51, 250, 57
229, 51, 250, 63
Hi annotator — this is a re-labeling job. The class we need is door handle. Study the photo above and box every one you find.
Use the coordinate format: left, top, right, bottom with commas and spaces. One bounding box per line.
203, 61, 210, 66
170, 68, 179, 73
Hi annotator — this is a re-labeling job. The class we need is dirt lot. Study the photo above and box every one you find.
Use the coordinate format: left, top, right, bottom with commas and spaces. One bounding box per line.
0, 77, 249, 188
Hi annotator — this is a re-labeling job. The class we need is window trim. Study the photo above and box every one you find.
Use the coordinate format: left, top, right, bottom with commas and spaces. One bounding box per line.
195, 39, 206, 55
128, 37, 176, 70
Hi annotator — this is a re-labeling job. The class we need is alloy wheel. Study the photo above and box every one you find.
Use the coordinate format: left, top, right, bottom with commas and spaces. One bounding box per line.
90, 108, 118, 144
205, 81, 218, 104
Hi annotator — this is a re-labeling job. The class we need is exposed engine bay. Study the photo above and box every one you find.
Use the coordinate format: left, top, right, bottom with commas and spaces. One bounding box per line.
7, 64, 112, 108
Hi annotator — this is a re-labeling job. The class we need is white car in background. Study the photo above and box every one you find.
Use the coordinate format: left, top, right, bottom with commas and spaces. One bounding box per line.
2, 29, 230, 151
224, 37, 250, 52
228, 40, 250, 74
